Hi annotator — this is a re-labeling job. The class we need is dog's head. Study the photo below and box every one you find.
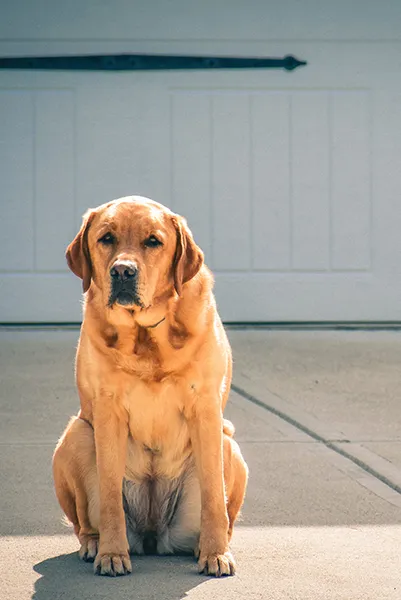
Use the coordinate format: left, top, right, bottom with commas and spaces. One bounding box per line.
66, 196, 204, 310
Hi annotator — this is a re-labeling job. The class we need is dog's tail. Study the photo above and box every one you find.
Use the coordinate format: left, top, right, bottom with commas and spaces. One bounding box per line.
61, 514, 75, 528
223, 418, 235, 437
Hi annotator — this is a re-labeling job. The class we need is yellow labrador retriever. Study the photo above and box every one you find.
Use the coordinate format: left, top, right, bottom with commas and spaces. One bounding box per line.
53, 196, 248, 577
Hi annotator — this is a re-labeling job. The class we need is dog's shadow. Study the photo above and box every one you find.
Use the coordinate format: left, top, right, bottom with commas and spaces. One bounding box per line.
33, 552, 207, 600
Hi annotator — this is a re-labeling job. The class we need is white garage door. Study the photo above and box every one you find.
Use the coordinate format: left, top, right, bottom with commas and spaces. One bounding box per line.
1, 2, 401, 323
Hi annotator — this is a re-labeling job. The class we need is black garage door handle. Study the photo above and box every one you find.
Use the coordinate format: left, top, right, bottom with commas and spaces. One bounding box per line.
0, 53, 307, 72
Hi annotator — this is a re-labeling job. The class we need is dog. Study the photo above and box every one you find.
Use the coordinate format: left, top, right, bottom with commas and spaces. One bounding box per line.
53, 196, 248, 577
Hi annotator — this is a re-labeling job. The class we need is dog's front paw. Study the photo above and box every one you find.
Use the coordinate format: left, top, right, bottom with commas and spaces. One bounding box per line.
198, 551, 236, 577
94, 552, 132, 576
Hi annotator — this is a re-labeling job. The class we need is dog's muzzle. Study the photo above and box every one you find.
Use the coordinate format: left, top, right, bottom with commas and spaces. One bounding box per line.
108, 260, 143, 307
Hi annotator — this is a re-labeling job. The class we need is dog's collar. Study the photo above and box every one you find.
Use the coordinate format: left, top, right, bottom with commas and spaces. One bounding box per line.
127, 310, 166, 329
145, 316, 166, 329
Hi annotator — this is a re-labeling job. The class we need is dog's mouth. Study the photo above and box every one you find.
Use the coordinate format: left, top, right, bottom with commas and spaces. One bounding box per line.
108, 282, 144, 309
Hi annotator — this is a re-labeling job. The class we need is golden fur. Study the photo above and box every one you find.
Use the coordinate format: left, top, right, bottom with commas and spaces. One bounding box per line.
53, 196, 248, 577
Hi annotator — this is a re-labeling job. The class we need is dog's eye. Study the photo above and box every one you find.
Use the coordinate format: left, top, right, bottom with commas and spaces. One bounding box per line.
98, 232, 115, 245
144, 235, 162, 248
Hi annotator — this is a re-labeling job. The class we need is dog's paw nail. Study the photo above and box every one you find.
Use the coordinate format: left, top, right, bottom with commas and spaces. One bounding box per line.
198, 551, 236, 577
94, 553, 132, 576
79, 536, 99, 562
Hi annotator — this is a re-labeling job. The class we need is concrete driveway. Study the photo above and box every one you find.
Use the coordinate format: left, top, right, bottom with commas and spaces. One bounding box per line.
1, 328, 400, 599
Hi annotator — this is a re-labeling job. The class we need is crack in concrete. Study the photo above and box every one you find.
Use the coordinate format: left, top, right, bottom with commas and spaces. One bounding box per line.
232, 383, 401, 497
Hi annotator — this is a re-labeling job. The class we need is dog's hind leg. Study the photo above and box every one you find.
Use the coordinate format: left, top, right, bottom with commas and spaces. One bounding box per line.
223, 430, 248, 541
53, 416, 100, 561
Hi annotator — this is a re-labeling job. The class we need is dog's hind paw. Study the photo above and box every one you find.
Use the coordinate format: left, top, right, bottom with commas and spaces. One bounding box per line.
79, 535, 99, 562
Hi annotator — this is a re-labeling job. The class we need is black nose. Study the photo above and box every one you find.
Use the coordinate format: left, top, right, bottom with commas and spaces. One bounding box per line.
110, 261, 137, 282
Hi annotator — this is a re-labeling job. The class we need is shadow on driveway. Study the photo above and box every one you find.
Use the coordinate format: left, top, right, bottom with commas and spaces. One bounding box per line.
33, 552, 205, 600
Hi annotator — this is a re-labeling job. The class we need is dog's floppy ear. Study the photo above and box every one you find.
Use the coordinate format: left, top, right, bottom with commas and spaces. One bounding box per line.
171, 215, 204, 296
66, 209, 96, 293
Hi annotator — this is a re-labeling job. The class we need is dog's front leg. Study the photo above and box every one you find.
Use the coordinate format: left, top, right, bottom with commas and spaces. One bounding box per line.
188, 400, 235, 577
93, 399, 132, 576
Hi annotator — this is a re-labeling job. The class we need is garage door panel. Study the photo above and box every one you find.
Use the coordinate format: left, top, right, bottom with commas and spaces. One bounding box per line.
331, 92, 371, 271
0, 90, 34, 272
291, 93, 330, 271
171, 93, 212, 262
0, 273, 82, 323
215, 272, 394, 322
212, 94, 251, 271
75, 87, 142, 212
75, 85, 172, 216
35, 90, 75, 271
135, 89, 172, 206
251, 93, 291, 271
2, 1, 401, 43
371, 92, 401, 276
1, 34, 401, 322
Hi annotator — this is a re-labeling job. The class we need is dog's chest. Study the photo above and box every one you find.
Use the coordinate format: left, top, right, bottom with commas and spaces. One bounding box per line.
123, 378, 191, 479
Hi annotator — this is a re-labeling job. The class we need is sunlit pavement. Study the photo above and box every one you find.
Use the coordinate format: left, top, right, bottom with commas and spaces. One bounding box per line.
1, 328, 400, 600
